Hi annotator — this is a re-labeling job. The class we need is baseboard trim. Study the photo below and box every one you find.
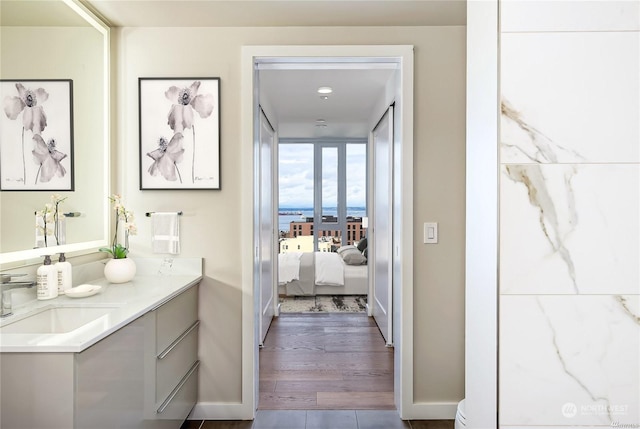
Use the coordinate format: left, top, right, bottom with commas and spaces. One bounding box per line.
401, 402, 458, 420
188, 402, 253, 420
189, 401, 459, 421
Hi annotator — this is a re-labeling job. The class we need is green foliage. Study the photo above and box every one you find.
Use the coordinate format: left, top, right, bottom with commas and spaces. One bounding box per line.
99, 244, 129, 259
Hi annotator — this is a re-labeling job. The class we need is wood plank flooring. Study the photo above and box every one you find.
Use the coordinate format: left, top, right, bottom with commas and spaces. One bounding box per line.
259, 313, 394, 410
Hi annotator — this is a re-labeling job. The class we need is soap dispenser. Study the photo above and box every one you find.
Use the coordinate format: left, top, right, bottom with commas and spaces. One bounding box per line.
37, 255, 58, 300
55, 253, 72, 294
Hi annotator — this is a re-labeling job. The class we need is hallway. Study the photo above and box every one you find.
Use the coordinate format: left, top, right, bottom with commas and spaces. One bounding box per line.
259, 313, 394, 410
181, 312, 455, 427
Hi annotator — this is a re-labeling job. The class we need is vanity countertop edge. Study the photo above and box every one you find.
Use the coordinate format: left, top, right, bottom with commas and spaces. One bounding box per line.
0, 270, 203, 353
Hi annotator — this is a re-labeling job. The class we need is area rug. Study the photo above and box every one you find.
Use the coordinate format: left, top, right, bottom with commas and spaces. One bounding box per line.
279, 295, 367, 313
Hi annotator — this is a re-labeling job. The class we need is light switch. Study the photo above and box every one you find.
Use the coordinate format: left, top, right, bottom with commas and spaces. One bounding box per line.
424, 222, 438, 244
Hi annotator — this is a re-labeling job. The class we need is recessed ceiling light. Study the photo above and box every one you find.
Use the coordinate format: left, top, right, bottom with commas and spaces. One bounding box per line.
316, 119, 326, 123
320, 95, 329, 100
317, 86, 333, 94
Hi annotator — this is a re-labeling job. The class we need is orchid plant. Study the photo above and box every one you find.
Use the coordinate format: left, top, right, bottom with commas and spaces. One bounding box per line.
99, 194, 137, 259
35, 194, 67, 247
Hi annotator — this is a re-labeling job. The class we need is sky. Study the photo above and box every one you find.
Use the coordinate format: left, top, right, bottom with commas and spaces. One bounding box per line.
278, 143, 366, 208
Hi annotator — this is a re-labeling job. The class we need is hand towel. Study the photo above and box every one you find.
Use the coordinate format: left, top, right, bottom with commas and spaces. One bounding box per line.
151, 212, 180, 254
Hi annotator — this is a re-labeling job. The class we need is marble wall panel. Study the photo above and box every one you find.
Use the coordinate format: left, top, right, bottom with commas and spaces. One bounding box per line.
499, 1, 640, 428
501, 0, 640, 33
501, 32, 640, 164
500, 164, 639, 295
500, 295, 640, 427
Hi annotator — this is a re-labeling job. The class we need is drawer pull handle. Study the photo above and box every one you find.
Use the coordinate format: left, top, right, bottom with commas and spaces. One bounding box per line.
157, 360, 200, 414
158, 320, 200, 360
150, 283, 198, 312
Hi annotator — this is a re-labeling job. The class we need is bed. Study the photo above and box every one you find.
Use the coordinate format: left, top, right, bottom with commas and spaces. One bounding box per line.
278, 249, 368, 296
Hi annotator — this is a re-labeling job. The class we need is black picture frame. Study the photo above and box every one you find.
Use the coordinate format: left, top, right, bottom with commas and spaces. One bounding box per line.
0, 79, 74, 191
139, 77, 221, 190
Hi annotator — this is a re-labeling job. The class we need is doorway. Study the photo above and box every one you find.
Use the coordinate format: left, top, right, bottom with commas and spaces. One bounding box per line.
240, 45, 415, 419
261, 68, 390, 409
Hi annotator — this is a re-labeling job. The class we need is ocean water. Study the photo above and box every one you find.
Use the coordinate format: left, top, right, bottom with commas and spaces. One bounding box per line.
278, 207, 366, 232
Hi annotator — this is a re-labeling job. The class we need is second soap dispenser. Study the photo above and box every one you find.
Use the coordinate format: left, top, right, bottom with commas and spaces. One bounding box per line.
56, 253, 72, 294
37, 255, 58, 300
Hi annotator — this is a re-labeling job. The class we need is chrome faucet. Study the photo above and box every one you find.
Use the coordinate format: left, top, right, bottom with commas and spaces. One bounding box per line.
1, 274, 36, 318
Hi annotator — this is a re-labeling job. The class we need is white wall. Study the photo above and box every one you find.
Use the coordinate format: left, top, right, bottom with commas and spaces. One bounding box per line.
114, 25, 466, 415
498, 1, 640, 426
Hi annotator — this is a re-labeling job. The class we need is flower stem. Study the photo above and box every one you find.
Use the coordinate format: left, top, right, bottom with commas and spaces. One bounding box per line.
21, 127, 26, 185
54, 204, 59, 245
35, 164, 42, 185
175, 162, 183, 184
192, 125, 196, 183
112, 211, 119, 254
124, 212, 130, 251
42, 212, 48, 247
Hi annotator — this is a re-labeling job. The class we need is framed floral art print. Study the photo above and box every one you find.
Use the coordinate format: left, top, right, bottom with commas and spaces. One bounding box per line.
1, 79, 74, 191
139, 77, 221, 190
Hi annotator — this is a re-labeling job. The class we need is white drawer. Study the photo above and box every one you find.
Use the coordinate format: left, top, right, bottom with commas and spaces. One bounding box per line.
156, 285, 198, 355
156, 361, 199, 421
156, 320, 199, 404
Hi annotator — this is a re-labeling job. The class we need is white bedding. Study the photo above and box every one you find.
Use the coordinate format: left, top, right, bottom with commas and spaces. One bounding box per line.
278, 251, 368, 296
314, 252, 344, 286
278, 252, 303, 284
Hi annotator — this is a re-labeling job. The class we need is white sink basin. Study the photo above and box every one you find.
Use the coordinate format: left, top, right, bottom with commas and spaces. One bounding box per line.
0, 307, 116, 334
7, 288, 37, 308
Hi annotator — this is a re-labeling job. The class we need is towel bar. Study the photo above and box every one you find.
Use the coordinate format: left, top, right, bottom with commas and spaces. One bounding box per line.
33, 211, 81, 217
145, 211, 183, 217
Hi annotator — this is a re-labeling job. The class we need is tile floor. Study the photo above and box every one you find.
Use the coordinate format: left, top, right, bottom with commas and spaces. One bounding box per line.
181, 410, 454, 429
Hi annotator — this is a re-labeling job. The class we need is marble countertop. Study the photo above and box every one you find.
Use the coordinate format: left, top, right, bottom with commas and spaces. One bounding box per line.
0, 258, 202, 353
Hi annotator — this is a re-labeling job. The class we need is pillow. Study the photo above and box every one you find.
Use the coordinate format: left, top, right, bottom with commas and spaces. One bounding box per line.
337, 245, 358, 255
339, 246, 367, 265
356, 238, 368, 252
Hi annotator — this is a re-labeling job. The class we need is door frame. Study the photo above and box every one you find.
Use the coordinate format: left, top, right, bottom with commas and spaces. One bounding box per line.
240, 45, 414, 419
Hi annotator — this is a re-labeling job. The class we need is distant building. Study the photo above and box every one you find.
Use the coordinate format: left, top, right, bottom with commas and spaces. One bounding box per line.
280, 235, 334, 253
285, 216, 366, 246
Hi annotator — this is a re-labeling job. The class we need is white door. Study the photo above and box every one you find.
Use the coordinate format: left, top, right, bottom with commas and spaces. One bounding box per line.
258, 109, 277, 345
371, 105, 393, 345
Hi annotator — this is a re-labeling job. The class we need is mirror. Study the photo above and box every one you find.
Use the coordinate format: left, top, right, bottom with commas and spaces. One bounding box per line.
0, 0, 110, 265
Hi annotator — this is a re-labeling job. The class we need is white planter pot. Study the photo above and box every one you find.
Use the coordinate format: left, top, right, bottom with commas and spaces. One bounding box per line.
104, 258, 137, 284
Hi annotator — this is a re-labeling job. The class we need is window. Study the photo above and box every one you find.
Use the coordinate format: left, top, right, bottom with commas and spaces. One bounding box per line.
346, 143, 366, 222
279, 141, 366, 252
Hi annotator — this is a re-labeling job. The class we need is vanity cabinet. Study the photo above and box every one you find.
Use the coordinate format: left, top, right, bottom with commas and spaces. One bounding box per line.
149, 283, 200, 423
0, 284, 199, 429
